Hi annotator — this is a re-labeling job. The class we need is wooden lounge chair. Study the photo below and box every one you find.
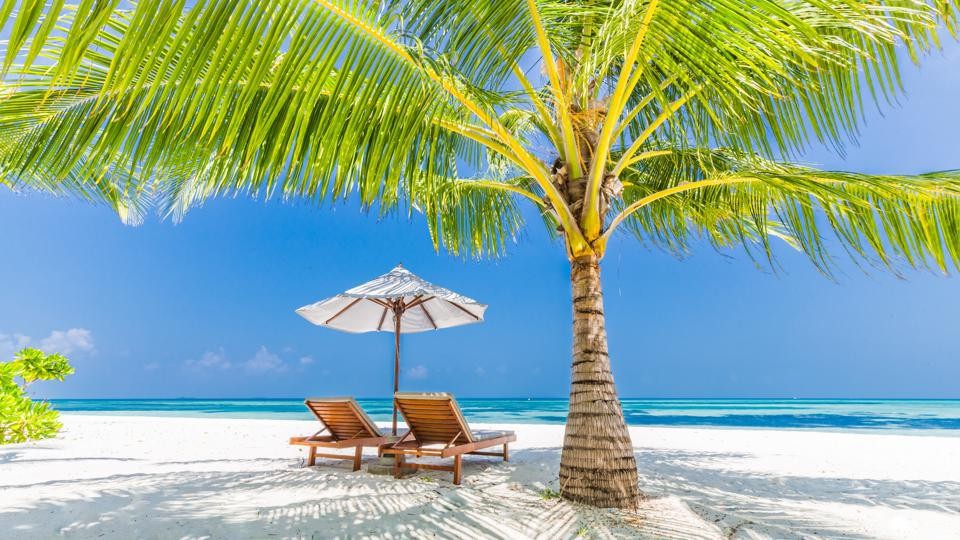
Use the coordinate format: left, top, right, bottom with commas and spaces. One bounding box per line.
289, 397, 389, 471
382, 392, 516, 484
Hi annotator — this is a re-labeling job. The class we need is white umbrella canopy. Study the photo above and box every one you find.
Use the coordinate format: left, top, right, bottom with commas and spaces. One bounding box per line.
296, 265, 487, 333
295, 265, 487, 434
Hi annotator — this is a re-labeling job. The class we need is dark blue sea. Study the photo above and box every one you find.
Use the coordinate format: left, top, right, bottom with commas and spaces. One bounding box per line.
50, 398, 960, 433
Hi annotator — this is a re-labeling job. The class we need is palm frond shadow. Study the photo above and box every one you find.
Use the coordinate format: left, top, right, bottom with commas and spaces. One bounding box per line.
632, 447, 960, 539
4, 446, 956, 539
0, 449, 632, 539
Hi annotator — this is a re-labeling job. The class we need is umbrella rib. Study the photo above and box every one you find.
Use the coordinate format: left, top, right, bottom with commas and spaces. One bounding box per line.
402, 295, 426, 310
325, 297, 363, 324
368, 298, 392, 309
420, 302, 438, 330
377, 305, 388, 331
444, 299, 480, 320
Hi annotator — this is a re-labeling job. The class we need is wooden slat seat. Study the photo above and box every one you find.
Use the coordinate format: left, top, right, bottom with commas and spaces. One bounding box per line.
289, 397, 390, 471
382, 392, 516, 484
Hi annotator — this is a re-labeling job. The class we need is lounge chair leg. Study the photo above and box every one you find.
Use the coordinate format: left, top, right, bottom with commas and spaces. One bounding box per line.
453, 455, 462, 485
353, 446, 363, 471
393, 454, 403, 479
503, 443, 509, 462
307, 446, 317, 467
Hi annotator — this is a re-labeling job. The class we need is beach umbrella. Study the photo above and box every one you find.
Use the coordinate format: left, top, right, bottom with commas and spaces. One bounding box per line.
295, 264, 487, 435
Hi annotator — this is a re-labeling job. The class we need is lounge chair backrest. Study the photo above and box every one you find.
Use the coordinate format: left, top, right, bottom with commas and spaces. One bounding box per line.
394, 392, 473, 445
304, 397, 381, 440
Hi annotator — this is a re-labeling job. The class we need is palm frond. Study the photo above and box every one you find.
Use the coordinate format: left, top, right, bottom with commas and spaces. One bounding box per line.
587, 0, 956, 160
0, 1, 571, 253
612, 148, 960, 276
407, 173, 526, 258
0, 0, 958, 268
387, 0, 536, 89
0, 3, 510, 224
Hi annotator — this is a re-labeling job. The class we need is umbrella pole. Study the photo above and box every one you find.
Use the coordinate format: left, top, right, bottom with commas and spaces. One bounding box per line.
392, 308, 401, 436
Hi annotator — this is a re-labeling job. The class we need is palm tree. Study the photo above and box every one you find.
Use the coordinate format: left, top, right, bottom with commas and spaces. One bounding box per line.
1, 0, 959, 508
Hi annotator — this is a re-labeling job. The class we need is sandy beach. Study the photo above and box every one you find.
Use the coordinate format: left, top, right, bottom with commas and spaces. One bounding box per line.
1, 415, 958, 539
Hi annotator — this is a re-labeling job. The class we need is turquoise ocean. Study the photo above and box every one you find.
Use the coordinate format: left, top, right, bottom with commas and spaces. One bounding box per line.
51, 398, 960, 433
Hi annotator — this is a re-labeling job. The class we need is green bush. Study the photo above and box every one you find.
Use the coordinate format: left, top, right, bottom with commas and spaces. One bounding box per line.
0, 348, 74, 445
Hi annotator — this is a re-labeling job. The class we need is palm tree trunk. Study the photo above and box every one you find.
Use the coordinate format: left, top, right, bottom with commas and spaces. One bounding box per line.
559, 255, 640, 509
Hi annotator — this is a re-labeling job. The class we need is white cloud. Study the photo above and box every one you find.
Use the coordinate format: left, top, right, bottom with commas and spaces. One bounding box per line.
0, 333, 32, 361
144, 361, 161, 371
0, 328, 94, 359
299, 356, 314, 366
185, 348, 231, 370
39, 329, 95, 355
185, 346, 290, 374
244, 346, 286, 373
407, 364, 429, 380
474, 366, 487, 376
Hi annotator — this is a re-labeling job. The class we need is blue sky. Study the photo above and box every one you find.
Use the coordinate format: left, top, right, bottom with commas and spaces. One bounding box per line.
3, 41, 960, 400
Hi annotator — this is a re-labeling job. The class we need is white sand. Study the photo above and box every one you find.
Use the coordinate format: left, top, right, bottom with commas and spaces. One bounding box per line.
1, 416, 959, 539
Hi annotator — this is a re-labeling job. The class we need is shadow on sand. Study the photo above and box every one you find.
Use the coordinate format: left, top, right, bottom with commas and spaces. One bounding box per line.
2, 446, 958, 539
0, 449, 634, 539
632, 447, 960, 539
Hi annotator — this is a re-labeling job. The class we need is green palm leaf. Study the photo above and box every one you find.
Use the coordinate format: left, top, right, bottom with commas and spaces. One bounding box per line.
611, 148, 960, 276
4, 0, 955, 262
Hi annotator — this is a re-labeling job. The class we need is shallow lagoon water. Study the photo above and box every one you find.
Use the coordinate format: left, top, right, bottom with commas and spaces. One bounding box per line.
51, 398, 960, 433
